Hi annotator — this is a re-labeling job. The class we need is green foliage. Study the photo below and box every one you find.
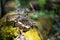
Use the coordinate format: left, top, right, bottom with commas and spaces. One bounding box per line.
52, 3, 57, 9
38, 0, 46, 7
15, 0, 29, 8
48, 37, 56, 40
29, 10, 55, 19
29, 11, 46, 19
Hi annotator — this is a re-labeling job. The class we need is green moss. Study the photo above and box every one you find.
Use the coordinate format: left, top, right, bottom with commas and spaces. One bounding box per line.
0, 25, 18, 40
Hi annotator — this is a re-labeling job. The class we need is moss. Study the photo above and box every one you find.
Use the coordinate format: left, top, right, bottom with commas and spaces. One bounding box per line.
0, 25, 18, 40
